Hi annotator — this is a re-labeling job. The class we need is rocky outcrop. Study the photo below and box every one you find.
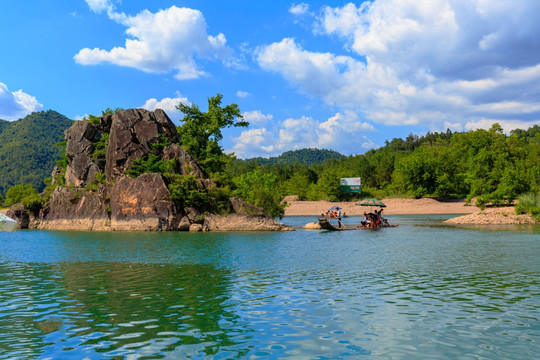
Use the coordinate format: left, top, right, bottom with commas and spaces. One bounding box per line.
37, 185, 110, 231
6, 204, 30, 229
105, 109, 178, 181
303, 221, 322, 229
10, 108, 289, 232
202, 198, 291, 231
444, 207, 537, 225
110, 173, 179, 231
64, 121, 102, 186
229, 197, 266, 215
162, 144, 204, 178
203, 213, 290, 231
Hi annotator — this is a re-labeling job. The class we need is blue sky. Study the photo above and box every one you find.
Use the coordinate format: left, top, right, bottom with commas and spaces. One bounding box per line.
1, 0, 540, 158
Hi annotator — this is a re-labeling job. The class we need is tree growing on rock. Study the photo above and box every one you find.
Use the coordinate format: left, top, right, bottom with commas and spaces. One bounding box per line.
176, 94, 248, 175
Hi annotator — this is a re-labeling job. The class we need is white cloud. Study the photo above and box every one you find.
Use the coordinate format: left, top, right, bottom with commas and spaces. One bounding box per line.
289, 3, 310, 16
256, 0, 540, 133
0, 82, 43, 121
230, 111, 376, 158
85, 0, 113, 14
242, 110, 272, 126
256, 38, 366, 103
465, 119, 536, 133
140, 93, 190, 122
76, 2, 233, 80
236, 90, 251, 98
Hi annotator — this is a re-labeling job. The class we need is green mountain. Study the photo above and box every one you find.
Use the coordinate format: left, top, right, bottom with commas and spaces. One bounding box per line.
247, 148, 344, 166
0, 110, 73, 195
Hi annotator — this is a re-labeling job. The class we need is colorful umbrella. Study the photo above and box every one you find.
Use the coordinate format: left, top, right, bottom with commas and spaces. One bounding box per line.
328, 206, 342, 210
356, 199, 386, 207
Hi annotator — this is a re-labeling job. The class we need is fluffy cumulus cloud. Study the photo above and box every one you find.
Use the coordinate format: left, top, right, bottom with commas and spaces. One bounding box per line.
242, 110, 272, 126
76, 1, 232, 79
140, 92, 190, 122
230, 110, 375, 158
0, 82, 43, 121
257, 0, 540, 132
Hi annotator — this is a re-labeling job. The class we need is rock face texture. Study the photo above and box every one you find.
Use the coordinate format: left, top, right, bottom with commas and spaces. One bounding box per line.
64, 121, 101, 187
110, 173, 178, 231
6, 204, 31, 230
105, 109, 178, 180
12, 108, 288, 231
203, 213, 290, 231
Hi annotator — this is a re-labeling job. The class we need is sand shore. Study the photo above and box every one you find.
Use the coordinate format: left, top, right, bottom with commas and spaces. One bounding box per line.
285, 198, 537, 225
284, 198, 480, 216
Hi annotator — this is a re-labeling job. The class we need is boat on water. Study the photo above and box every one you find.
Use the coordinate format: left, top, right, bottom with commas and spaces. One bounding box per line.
317, 216, 398, 231
318, 217, 350, 231
0, 213, 17, 232
316, 200, 398, 231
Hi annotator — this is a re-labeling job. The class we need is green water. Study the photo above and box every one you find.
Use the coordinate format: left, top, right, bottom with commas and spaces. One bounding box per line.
0, 215, 539, 359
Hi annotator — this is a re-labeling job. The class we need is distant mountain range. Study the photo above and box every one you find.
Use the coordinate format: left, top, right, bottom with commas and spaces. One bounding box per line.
243, 148, 344, 166
0, 111, 73, 195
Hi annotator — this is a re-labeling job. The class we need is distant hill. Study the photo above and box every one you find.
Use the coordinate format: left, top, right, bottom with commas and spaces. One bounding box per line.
0, 110, 73, 195
246, 148, 344, 166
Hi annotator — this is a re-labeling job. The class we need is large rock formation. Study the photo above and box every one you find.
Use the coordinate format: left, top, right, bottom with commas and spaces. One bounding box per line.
12, 109, 289, 231
110, 173, 178, 231
105, 109, 178, 180
64, 121, 101, 186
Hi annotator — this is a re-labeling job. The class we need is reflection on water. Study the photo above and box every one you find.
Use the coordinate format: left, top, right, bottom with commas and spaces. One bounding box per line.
0, 215, 538, 359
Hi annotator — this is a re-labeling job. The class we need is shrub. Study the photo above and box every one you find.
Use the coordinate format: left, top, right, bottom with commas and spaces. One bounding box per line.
5, 184, 39, 206
22, 193, 43, 216
516, 192, 540, 220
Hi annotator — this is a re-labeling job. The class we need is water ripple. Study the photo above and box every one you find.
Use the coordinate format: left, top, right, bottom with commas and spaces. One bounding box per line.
0, 221, 539, 359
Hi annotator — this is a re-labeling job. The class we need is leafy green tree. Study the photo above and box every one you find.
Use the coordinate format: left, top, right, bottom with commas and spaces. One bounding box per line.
316, 168, 344, 201
5, 184, 39, 206
22, 193, 43, 216
284, 173, 311, 200
232, 170, 285, 218
176, 94, 248, 175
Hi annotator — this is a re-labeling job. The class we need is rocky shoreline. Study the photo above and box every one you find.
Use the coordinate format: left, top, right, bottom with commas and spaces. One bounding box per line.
443, 207, 537, 225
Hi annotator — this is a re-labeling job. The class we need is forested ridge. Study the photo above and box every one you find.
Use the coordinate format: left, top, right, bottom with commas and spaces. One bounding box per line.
242, 148, 344, 167
226, 124, 539, 207
0, 111, 73, 195
1, 105, 538, 218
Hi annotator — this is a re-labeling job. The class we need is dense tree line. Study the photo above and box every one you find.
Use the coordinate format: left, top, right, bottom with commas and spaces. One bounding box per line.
245, 148, 343, 167
226, 124, 539, 208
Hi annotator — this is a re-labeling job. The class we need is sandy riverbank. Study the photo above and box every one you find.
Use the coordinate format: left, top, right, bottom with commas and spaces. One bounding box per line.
284, 198, 480, 216
444, 207, 536, 225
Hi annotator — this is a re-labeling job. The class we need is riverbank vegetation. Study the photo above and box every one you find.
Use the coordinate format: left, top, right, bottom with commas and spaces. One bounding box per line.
226, 124, 539, 218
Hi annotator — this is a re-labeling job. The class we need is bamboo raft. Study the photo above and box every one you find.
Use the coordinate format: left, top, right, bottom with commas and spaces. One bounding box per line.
317, 217, 349, 231
317, 217, 398, 231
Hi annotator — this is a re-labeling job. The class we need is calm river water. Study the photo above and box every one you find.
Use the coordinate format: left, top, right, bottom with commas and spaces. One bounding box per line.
0, 215, 539, 359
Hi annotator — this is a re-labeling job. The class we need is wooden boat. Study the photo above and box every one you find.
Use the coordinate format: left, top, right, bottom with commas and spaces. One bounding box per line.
359, 223, 399, 230
318, 217, 348, 231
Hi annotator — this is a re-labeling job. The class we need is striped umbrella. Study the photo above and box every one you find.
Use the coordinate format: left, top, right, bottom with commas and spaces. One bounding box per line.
356, 199, 386, 207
